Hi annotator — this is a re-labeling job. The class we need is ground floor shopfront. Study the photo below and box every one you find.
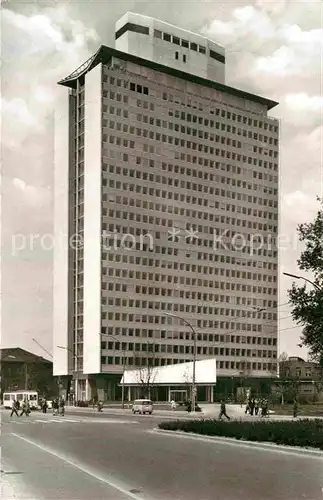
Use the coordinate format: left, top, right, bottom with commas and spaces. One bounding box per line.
62, 366, 274, 403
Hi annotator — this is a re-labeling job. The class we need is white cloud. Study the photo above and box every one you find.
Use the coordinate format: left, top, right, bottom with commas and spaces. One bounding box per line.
1, 97, 36, 126
1, 6, 99, 149
255, 46, 295, 76
2, 8, 98, 55
284, 93, 323, 111
203, 3, 322, 79
12, 178, 51, 206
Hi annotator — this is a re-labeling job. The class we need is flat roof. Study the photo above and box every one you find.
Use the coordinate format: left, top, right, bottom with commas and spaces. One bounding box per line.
58, 45, 278, 110
121, 358, 217, 386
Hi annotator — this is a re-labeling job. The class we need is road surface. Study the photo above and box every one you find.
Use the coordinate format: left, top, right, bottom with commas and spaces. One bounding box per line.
1, 409, 323, 500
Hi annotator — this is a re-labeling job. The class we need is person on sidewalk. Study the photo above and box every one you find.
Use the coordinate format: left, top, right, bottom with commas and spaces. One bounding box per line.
255, 399, 260, 416
250, 398, 255, 416
170, 400, 176, 411
42, 398, 48, 414
20, 399, 30, 417
52, 398, 59, 416
293, 398, 298, 418
59, 397, 65, 416
10, 399, 19, 417
261, 399, 269, 417
97, 400, 103, 412
219, 400, 230, 420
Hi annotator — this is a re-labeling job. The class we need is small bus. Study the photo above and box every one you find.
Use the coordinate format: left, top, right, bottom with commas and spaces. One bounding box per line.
3, 391, 38, 410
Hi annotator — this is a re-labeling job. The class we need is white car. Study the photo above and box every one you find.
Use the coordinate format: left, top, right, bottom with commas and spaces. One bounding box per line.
132, 399, 153, 415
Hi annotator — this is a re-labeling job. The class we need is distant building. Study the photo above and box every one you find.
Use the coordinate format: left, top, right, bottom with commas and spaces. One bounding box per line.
54, 12, 279, 401
272, 356, 323, 402
0, 348, 56, 398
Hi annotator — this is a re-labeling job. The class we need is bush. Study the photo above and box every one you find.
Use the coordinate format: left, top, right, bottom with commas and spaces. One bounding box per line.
158, 418, 323, 450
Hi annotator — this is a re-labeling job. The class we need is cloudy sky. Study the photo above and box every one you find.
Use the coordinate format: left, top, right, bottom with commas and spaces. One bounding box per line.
1, 0, 322, 360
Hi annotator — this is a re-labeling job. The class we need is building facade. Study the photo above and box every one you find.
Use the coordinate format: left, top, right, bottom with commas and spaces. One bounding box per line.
271, 356, 323, 403
0, 348, 56, 399
54, 13, 279, 401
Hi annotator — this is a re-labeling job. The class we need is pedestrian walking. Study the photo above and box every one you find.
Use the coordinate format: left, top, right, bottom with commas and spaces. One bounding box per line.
42, 398, 48, 414
52, 398, 59, 416
170, 400, 176, 411
219, 400, 230, 420
97, 400, 103, 412
255, 399, 259, 416
10, 399, 20, 417
20, 399, 30, 417
261, 399, 269, 417
186, 399, 192, 413
250, 398, 255, 416
59, 397, 65, 416
293, 398, 298, 418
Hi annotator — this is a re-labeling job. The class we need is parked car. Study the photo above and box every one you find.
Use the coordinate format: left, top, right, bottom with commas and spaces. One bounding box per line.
132, 399, 153, 415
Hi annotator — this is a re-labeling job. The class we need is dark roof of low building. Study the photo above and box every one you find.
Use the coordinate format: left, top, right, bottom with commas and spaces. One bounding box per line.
0, 348, 52, 364
58, 45, 278, 111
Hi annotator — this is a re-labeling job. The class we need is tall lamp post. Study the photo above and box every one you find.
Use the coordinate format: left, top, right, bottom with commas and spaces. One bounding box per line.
164, 312, 197, 413
283, 272, 323, 292
99, 333, 127, 408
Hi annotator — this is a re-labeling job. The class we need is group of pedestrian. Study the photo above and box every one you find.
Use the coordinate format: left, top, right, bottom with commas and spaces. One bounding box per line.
10, 398, 30, 417
245, 397, 269, 417
52, 397, 65, 416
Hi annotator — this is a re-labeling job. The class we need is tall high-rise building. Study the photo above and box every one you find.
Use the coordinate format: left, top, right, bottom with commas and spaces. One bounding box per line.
54, 13, 279, 401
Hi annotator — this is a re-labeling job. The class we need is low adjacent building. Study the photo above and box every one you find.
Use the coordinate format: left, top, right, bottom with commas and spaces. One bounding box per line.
120, 357, 216, 402
272, 356, 323, 403
0, 348, 56, 399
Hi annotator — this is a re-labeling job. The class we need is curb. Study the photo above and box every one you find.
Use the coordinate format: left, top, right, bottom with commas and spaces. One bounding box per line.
153, 428, 323, 458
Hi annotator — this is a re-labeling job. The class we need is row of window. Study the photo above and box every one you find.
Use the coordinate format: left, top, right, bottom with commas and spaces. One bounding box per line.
101, 333, 277, 345
103, 212, 276, 235
102, 68, 278, 129
103, 252, 277, 272
103, 101, 278, 162
103, 281, 277, 297
101, 355, 275, 371
105, 87, 278, 144
103, 163, 278, 208
99, 327, 277, 345
103, 102, 279, 162
102, 128, 279, 177
100, 311, 276, 330
104, 178, 279, 227
103, 266, 277, 285
102, 342, 275, 358
103, 147, 277, 188
101, 297, 277, 321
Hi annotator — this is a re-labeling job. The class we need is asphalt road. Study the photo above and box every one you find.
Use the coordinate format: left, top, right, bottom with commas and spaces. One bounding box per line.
1, 409, 323, 500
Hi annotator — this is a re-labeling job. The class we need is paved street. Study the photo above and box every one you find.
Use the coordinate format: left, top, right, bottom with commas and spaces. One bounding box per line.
1, 408, 323, 500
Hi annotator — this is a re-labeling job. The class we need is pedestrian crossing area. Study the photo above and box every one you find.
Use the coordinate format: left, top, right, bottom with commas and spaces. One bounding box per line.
6, 417, 139, 425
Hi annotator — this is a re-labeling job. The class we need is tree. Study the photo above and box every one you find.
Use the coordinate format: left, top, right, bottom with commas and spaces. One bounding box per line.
287, 197, 323, 362
134, 343, 158, 399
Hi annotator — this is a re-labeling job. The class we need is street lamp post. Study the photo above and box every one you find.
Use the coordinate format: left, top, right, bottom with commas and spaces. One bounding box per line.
283, 272, 323, 292
99, 333, 127, 409
165, 312, 197, 413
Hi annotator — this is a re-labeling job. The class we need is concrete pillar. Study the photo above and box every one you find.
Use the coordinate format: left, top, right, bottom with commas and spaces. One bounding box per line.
85, 379, 90, 401
127, 386, 131, 402
168, 386, 171, 402
97, 388, 105, 401
210, 386, 214, 403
